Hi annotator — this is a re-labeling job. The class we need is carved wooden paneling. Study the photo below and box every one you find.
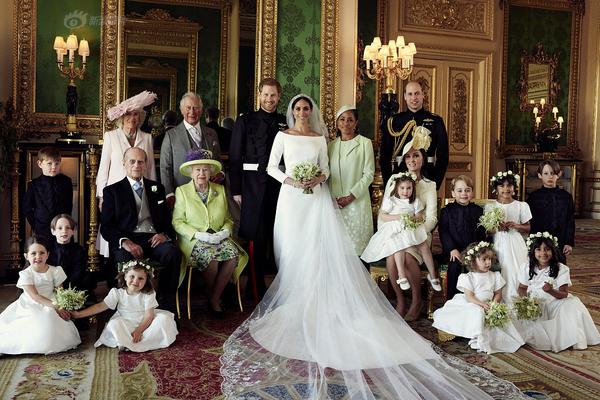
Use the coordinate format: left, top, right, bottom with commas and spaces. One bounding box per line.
409, 65, 436, 112
400, 0, 494, 40
448, 68, 473, 155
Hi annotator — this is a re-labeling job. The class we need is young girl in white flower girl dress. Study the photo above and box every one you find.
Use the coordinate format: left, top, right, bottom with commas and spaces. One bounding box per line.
432, 241, 524, 354
515, 233, 600, 352
0, 236, 81, 355
361, 172, 441, 292
72, 260, 178, 352
485, 171, 531, 303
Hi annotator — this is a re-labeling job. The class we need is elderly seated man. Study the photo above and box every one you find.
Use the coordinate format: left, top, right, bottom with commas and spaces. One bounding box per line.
172, 149, 247, 316
100, 147, 181, 313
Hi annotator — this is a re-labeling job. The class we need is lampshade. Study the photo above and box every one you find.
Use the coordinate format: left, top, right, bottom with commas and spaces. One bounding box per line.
363, 45, 372, 60
78, 39, 90, 56
66, 34, 78, 50
372, 37, 382, 49
408, 43, 417, 54
53, 36, 66, 50
396, 35, 405, 47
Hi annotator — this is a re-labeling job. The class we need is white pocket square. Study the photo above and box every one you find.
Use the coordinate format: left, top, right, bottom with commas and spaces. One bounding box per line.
158, 200, 164, 204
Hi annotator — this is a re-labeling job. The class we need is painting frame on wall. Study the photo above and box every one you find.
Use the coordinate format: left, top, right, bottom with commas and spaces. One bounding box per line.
12, 0, 104, 138
498, 0, 584, 157
12, 0, 231, 140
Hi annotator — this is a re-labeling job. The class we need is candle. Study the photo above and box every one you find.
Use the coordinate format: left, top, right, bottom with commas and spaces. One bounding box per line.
53, 36, 66, 62
533, 107, 538, 116
540, 98, 546, 108
363, 45, 372, 61
552, 106, 558, 119
557, 116, 564, 129
78, 39, 90, 64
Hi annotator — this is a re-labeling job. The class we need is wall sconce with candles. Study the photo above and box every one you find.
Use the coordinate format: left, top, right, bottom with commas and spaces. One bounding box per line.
529, 97, 563, 153
362, 34, 417, 210
53, 33, 90, 143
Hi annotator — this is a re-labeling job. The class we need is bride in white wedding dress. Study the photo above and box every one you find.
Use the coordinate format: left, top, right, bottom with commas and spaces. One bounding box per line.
220, 94, 522, 399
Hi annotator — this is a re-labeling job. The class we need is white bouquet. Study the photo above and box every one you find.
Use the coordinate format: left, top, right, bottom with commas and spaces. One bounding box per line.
53, 286, 87, 311
478, 207, 505, 232
484, 301, 510, 328
400, 214, 422, 230
512, 296, 542, 321
292, 161, 321, 194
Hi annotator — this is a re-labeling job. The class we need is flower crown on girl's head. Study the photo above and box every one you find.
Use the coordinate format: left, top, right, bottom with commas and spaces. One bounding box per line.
526, 232, 559, 251
463, 241, 494, 266
490, 170, 519, 188
393, 171, 417, 182
117, 259, 155, 278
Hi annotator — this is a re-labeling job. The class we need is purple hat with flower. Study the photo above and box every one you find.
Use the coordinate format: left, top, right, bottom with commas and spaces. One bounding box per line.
179, 149, 222, 177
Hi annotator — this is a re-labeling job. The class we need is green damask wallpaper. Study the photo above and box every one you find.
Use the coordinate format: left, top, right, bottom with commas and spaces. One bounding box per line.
357, 0, 378, 140
125, 3, 222, 111
35, 1, 101, 115
505, 6, 571, 146
276, 0, 321, 111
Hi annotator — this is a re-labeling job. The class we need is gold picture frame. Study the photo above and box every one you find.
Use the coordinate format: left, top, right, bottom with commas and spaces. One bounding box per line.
499, 0, 583, 156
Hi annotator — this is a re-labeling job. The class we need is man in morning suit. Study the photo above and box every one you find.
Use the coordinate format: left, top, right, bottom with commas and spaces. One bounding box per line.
101, 147, 181, 312
160, 92, 221, 209
229, 77, 288, 297
381, 81, 449, 189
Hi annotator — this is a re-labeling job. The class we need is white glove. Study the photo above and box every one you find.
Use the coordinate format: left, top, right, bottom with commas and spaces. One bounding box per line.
213, 229, 230, 243
194, 231, 219, 244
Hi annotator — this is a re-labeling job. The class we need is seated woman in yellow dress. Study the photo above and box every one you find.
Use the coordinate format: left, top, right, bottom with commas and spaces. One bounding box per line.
172, 149, 247, 314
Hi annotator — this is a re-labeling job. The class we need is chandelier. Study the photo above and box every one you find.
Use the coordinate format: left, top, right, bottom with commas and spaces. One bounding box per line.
363, 35, 417, 94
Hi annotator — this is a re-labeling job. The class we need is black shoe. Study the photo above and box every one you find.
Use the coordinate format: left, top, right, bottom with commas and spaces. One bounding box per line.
209, 304, 225, 319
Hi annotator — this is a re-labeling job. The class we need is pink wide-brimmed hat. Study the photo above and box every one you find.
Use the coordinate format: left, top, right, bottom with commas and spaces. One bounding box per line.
107, 91, 157, 121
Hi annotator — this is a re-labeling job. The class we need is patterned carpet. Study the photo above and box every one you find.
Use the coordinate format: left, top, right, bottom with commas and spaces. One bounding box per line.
0, 219, 599, 399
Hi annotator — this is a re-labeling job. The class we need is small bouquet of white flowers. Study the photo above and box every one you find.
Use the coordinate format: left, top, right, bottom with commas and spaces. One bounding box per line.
400, 213, 422, 230
292, 161, 321, 194
512, 296, 542, 321
53, 286, 87, 311
484, 301, 510, 328
478, 207, 505, 232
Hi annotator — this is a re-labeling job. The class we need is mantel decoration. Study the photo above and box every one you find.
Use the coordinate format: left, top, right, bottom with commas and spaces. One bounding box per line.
53, 33, 90, 144
530, 97, 563, 153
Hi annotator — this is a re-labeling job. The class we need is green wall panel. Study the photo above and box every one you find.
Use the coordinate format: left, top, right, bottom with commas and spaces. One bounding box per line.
125, 2, 222, 111
35, 0, 101, 115
276, 0, 321, 111
505, 6, 571, 146
357, 0, 377, 140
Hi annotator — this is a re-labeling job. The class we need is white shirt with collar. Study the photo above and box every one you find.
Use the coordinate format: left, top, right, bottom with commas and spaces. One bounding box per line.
183, 120, 203, 147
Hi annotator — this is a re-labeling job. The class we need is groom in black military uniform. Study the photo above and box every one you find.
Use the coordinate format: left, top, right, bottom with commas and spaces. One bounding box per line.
229, 78, 288, 298
380, 81, 449, 189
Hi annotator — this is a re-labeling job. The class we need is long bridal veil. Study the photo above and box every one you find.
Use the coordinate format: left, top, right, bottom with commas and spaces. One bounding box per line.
220, 95, 523, 399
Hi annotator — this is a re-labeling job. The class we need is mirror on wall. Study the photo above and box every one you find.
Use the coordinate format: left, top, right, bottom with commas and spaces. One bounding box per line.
517, 43, 559, 111
500, 1, 582, 156
120, 9, 200, 115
